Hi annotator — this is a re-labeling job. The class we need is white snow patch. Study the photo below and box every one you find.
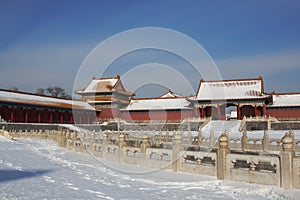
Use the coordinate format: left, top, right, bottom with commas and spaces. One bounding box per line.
0, 135, 299, 199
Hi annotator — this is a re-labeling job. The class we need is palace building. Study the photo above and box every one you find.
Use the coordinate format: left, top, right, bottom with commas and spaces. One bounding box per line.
120, 90, 193, 122
266, 93, 300, 120
189, 77, 271, 120
75, 75, 134, 121
0, 75, 299, 124
0, 89, 95, 124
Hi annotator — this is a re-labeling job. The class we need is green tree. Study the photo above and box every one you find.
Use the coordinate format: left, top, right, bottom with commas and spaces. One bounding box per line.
46, 87, 71, 98
36, 88, 45, 95
36, 87, 71, 98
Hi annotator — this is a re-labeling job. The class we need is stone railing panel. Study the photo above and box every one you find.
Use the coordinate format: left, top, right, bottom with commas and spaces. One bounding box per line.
180, 151, 217, 176
122, 147, 141, 165
226, 154, 280, 186
144, 148, 172, 169
293, 157, 300, 189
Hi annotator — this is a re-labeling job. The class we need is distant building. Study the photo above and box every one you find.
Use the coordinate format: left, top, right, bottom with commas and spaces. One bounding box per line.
188, 77, 271, 120
266, 93, 300, 120
120, 90, 193, 122
0, 89, 95, 124
1, 75, 299, 124
228, 110, 237, 120
75, 75, 134, 121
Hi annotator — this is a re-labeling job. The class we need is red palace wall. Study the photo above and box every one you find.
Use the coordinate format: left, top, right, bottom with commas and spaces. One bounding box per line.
0, 105, 96, 124
97, 108, 121, 120
241, 105, 255, 117
266, 107, 300, 120
121, 110, 193, 121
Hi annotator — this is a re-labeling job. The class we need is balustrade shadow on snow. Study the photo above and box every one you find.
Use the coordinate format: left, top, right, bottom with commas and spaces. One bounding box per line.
0, 169, 52, 183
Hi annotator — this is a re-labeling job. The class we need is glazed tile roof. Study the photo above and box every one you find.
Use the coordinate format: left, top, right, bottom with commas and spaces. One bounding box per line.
76, 76, 134, 96
160, 90, 183, 98
0, 90, 95, 110
76, 77, 119, 93
195, 77, 268, 101
122, 97, 192, 111
271, 93, 300, 107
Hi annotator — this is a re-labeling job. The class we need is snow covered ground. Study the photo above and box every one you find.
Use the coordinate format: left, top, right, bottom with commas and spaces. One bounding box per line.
0, 136, 300, 200
202, 120, 241, 133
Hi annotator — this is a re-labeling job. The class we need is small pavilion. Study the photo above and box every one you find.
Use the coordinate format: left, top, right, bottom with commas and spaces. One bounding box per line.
75, 75, 134, 120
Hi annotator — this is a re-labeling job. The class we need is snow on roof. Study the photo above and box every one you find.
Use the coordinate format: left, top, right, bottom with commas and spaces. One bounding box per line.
196, 78, 267, 100
122, 98, 192, 111
271, 93, 300, 107
0, 90, 95, 110
160, 90, 182, 98
77, 77, 119, 94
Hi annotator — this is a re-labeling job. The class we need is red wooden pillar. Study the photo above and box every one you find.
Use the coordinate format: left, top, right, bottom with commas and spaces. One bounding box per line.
87, 113, 90, 124
60, 112, 63, 124
237, 104, 241, 120
254, 105, 259, 116
49, 111, 53, 124
5, 106, 9, 121
193, 106, 198, 118
25, 108, 28, 123
79, 112, 82, 124
38, 110, 41, 123
217, 104, 221, 120
10, 107, 14, 122
263, 105, 267, 117
201, 106, 205, 118
70, 113, 73, 124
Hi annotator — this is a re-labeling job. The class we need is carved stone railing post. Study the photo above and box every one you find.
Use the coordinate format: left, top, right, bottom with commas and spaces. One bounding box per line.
250, 162, 256, 171
79, 136, 84, 153
262, 130, 269, 152
140, 134, 150, 167
71, 132, 77, 151
241, 130, 248, 152
65, 130, 71, 149
172, 134, 183, 172
289, 129, 295, 151
118, 134, 126, 163
198, 130, 203, 147
56, 131, 61, 147
159, 130, 162, 142
280, 131, 295, 189
61, 131, 67, 148
102, 133, 108, 159
88, 132, 95, 153
188, 130, 192, 145
217, 132, 230, 180
209, 130, 215, 149
166, 130, 170, 142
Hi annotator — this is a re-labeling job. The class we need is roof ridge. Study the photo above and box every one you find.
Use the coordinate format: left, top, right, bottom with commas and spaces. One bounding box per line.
131, 96, 188, 101
273, 92, 300, 95
92, 75, 120, 81
0, 88, 72, 100
201, 77, 262, 83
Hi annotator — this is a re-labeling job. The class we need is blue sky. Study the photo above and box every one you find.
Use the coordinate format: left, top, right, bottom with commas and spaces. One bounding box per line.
1, 0, 300, 97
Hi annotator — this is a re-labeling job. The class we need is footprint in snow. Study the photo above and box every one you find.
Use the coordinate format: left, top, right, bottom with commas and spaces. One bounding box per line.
62, 182, 73, 186
43, 176, 55, 183
67, 186, 79, 191
118, 184, 130, 188
85, 189, 105, 195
